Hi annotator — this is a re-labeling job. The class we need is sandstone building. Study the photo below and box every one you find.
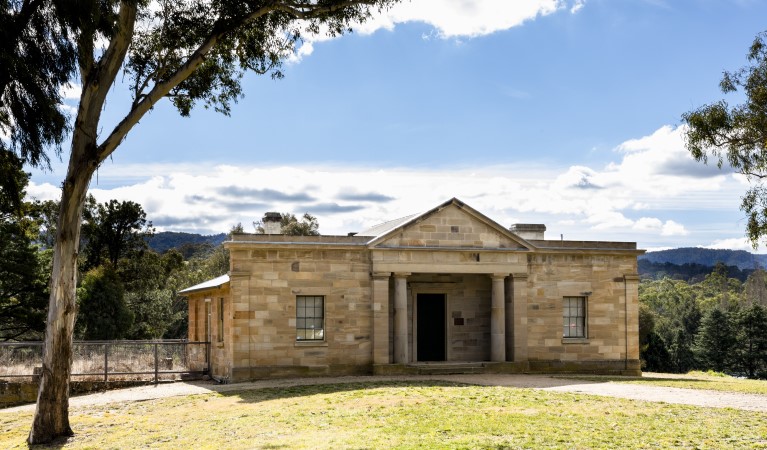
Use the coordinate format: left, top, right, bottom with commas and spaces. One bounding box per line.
179, 198, 643, 381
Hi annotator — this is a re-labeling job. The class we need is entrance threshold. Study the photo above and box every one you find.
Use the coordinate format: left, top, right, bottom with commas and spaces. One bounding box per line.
374, 361, 529, 376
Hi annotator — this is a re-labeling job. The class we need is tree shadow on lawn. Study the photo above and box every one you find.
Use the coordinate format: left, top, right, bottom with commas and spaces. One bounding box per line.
212, 375, 626, 406
216, 379, 473, 405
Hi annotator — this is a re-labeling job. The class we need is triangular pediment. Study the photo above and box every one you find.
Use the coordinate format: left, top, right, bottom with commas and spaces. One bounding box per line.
368, 198, 533, 250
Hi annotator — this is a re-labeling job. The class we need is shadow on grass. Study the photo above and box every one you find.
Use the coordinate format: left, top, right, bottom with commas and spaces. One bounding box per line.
217, 379, 481, 405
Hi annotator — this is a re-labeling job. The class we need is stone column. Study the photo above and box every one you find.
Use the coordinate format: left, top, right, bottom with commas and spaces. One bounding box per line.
372, 272, 391, 365
512, 273, 528, 362
490, 274, 507, 362
393, 273, 410, 364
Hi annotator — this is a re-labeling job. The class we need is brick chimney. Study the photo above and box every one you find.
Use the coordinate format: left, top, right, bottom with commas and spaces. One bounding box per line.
262, 212, 282, 234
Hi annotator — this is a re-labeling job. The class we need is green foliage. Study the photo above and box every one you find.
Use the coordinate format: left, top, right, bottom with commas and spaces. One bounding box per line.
683, 31, 767, 245
0, 149, 29, 215
118, 250, 184, 339
642, 332, 672, 372
744, 268, 767, 306
694, 308, 735, 373
76, 266, 133, 340
641, 266, 767, 378
638, 259, 752, 283
0, 151, 48, 340
82, 199, 155, 270
255, 212, 320, 236
693, 263, 743, 311
732, 304, 767, 378
146, 231, 226, 254
0, 0, 77, 169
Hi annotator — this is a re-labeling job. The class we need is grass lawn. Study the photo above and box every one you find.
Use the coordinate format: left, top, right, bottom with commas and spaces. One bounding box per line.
2, 380, 767, 449
560, 371, 767, 396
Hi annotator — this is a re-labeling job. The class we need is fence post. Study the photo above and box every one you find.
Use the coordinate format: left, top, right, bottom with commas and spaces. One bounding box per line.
104, 343, 108, 383
154, 342, 159, 384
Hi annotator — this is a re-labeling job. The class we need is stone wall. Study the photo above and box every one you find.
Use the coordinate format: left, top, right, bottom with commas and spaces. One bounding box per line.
524, 253, 640, 373
187, 284, 231, 379
378, 204, 526, 250
227, 247, 373, 381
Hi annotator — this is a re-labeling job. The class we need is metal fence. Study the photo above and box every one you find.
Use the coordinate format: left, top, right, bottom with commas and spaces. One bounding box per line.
0, 340, 210, 383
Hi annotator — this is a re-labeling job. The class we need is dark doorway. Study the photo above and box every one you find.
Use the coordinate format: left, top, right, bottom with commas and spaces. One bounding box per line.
417, 293, 446, 361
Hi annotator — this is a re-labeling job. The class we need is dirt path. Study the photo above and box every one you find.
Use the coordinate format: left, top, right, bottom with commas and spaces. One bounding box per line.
3, 374, 766, 414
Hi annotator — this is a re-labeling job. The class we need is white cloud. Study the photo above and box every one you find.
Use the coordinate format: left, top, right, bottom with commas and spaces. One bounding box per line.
633, 217, 662, 231
570, 0, 586, 14
704, 238, 756, 252
660, 220, 688, 236
289, 1, 572, 62
59, 83, 82, 100
23, 123, 753, 251
380, 0, 563, 38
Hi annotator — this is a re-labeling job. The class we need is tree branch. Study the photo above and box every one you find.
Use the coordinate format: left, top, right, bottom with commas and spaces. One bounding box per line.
97, 1, 385, 162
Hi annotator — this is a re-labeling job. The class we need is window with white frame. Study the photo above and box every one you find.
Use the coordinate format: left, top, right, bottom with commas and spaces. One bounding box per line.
296, 295, 324, 341
563, 296, 586, 338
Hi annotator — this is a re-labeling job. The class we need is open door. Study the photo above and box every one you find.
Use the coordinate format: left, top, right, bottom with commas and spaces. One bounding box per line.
416, 293, 446, 361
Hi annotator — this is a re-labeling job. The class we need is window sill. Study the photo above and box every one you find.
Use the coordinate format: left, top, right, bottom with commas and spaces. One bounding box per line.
562, 338, 589, 344
215, 342, 225, 348
295, 341, 328, 347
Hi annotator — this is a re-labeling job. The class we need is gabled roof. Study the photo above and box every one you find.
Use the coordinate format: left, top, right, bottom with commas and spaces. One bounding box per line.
178, 274, 230, 295
364, 197, 536, 250
355, 213, 420, 237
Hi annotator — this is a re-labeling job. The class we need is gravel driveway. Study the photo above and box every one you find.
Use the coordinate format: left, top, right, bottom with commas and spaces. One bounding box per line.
3, 374, 766, 414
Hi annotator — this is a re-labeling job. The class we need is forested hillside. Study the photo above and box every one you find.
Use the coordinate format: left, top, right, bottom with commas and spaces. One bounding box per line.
638, 260, 753, 282
147, 232, 227, 254
641, 247, 767, 270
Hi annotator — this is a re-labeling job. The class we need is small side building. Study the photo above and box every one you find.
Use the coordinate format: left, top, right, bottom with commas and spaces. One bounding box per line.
180, 198, 643, 381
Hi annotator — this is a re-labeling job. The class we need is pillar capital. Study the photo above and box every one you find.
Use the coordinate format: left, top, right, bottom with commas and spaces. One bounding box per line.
393, 272, 411, 278
372, 272, 392, 279
490, 273, 510, 280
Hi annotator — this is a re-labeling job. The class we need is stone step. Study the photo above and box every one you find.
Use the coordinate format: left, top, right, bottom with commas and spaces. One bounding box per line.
407, 362, 487, 375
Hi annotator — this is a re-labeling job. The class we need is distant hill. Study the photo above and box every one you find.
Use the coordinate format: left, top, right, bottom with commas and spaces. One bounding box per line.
638, 259, 753, 283
640, 247, 767, 271
147, 232, 227, 255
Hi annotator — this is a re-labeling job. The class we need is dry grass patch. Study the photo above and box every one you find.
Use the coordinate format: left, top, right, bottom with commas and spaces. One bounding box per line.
2, 380, 767, 449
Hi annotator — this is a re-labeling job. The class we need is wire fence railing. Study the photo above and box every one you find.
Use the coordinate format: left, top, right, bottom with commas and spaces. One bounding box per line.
0, 340, 209, 384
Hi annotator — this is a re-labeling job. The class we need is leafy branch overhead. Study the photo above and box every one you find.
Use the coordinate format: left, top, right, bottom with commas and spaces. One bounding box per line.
0, 1, 401, 444
683, 31, 767, 246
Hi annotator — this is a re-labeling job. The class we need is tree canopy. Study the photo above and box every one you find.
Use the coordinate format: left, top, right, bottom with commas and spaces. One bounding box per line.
683, 31, 767, 246
81, 199, 154, 270
3, 1, 399, 443
255, 212, 320, 236
0, 150, 48, 341
0, 0, 77, 169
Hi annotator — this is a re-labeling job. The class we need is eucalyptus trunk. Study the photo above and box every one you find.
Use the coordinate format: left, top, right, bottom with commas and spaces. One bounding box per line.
27, 2, 137, 442
27, 131, 98, 444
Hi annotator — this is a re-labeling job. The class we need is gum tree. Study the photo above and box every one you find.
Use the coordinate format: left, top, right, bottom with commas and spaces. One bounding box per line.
683, 31, 767, 246
4, 1, 400, 444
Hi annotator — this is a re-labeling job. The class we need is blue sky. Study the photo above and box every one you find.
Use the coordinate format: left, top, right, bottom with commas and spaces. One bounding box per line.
25, 0, 767, 252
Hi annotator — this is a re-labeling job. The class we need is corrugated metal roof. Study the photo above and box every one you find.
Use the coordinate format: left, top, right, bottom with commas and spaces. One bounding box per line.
178, 274, 230, 295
